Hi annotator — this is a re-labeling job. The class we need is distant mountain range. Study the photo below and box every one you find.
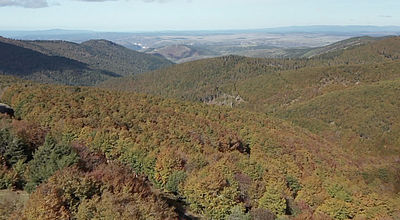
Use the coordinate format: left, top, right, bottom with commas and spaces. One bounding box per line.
254, 25, 400, 35
2, 25, 400, 38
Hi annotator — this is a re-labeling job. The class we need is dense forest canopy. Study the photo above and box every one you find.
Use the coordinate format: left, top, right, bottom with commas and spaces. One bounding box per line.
0, 36, 400, 219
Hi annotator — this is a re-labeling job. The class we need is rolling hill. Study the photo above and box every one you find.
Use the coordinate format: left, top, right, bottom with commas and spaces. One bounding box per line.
145, 44, 217, 63
0, 40, 116, 86
101, 36, 400, 102
219, 36, 380, 59
140, 37, 378, 62
0, 37, 173, 85
298, 36, 382, 58
32, 39, 174, 76
99, 55, 329, 102
99, 36, 400, 202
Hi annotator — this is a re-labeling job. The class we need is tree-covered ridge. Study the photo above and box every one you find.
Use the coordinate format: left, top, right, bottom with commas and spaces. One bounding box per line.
99, 37, 400, 166
33, 39, 174, 76
0, 41, 87, 74
0, 37, 173, 86
231, 39, 400, 194
1, 81, 399, 219
144, 44, 218, 63
100, 37, 400, 103
100, 55, 328, 102
94, 36, 400, 219
315, 36, 400, 64
235, 60, 400, 112
299, 36, 382, 58
0, 41, 117, 86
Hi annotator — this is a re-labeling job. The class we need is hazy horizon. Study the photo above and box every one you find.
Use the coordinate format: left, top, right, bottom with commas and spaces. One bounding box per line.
0, 0, 399, 32
2, 24, 400, 33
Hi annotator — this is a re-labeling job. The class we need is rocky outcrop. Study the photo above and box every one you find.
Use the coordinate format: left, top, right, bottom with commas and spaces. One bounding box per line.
0, 103, 14, 117
202, 93, 245, 108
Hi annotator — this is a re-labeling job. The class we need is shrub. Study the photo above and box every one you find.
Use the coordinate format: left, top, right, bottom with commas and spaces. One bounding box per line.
0, 128, 30, 167
165, 170, 187, 193
327, 184, 352, 202
20, 164, 178, 220
227, 205, 251, 220
259, 184, 287, 216
25, 135, 78, 192
183, 164, 241, 219
317, 198, 354, 220
286, 176, 302, 198
250, 208, 276, 220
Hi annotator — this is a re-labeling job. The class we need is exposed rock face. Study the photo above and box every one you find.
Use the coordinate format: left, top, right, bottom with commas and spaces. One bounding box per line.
202, 93, 245, 108
0, 103, 14, 117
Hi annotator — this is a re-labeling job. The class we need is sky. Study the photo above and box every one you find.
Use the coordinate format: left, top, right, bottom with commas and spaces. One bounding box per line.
0, 0, 399, 31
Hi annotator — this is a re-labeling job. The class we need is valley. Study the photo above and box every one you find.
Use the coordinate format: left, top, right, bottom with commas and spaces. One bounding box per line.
3, 26, 400, 63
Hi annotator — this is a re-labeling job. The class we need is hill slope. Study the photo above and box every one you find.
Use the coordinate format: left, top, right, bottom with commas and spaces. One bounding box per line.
277, 78, 400, 152
0, 37, 173, 85
1, 78, 399, 219
101, 37, 400, 103
0, 40, 116, 86
34, 39, 174, 76
100, 55, 327, 102
297, 36, 381, 58
99, 37, 400, 198
145, 44, 218, 63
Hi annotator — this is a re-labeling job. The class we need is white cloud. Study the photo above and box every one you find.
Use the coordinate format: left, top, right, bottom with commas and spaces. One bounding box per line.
0, 0, 177, 8
0, 0, 48, 8
76, 0, 118, 2
76, 0, 174, 2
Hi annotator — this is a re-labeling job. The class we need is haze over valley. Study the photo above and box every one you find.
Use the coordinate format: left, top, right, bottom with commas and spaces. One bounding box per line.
3, 26, 400, 63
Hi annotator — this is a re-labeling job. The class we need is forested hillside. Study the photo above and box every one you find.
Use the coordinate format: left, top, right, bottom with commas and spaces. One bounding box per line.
98, 37, 400, 218
1, 36, 400, 219
298, 36, 382, 58
101, 37, 400, 103
100, 55, 329, 102
0, 40, 118, 86
233, 36, 382, 59
32, 39, 174, 76
99, 37, 400, 154
0, 37, 173, 85
1, 77, 399, 219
